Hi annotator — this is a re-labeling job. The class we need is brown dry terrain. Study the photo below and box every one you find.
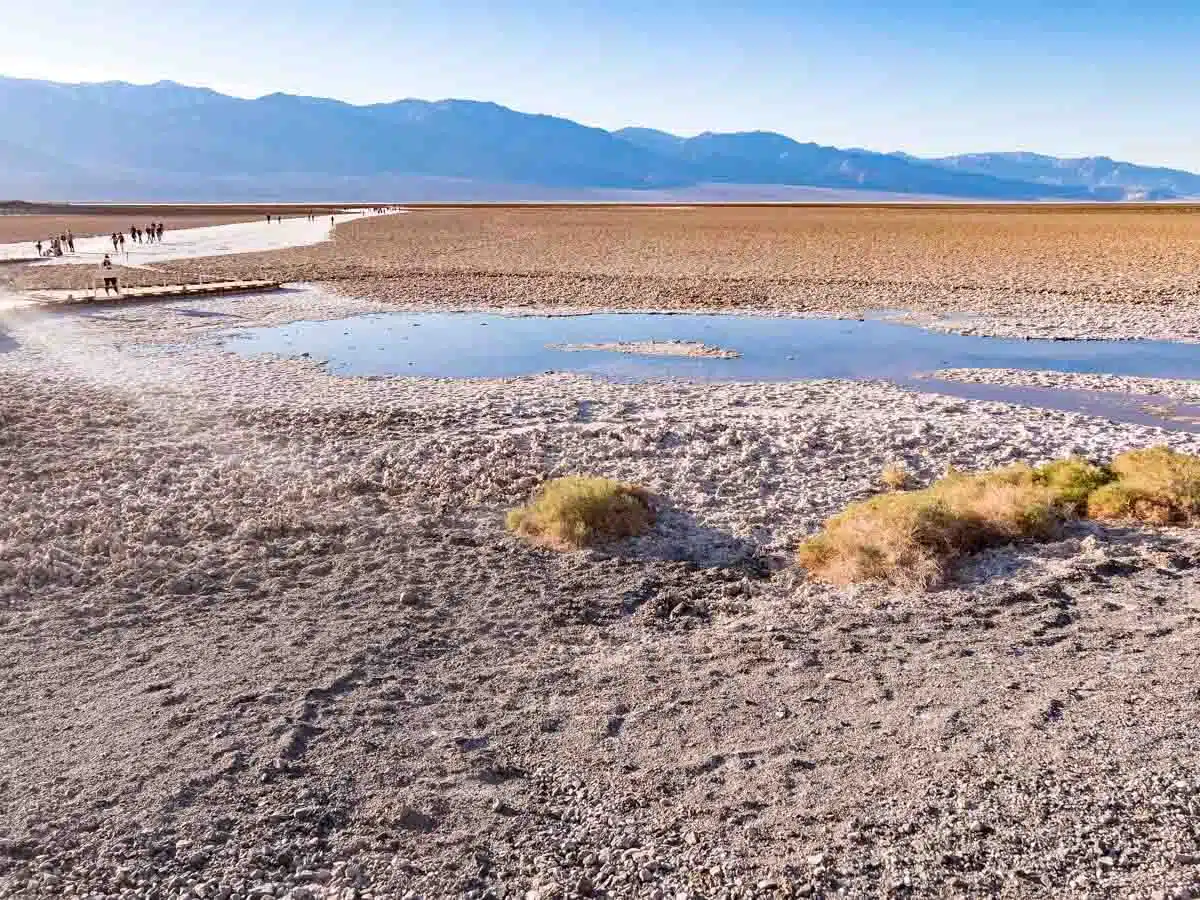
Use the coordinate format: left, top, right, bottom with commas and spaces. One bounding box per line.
3, 209, 1200, 899
18, 204, 1200, 339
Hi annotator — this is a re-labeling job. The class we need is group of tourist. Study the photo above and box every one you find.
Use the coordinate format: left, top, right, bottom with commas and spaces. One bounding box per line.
130, 223, 165, 244
34, 232, 75, 257
33, 224, 168, 259
107, 223, 166, 253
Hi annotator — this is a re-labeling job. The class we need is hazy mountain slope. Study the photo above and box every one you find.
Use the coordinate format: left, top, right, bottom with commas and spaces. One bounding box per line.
925, 152, 1200, 199
2, 76, 1196, 201
360, 100, 688, 187
618, 130, 1106, 200
0, 77, 679, 189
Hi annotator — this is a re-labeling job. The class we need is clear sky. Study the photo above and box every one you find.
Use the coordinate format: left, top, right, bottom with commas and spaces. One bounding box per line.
5, 0, 1200, 169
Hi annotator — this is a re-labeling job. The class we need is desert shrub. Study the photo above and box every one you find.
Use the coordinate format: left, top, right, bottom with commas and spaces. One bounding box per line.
1087, 446, 1200, 525
879, 462, 913, 492
799, 462, 1094, 588
1034, 457, 1115, 511
507, 476, 655, 550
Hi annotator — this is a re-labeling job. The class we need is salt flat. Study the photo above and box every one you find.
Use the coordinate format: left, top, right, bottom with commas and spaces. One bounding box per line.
2, 207, 1200, 899
0, 211, 366, 265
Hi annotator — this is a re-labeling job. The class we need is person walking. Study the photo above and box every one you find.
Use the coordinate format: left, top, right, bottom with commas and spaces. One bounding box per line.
35, 239, 42, 257
156, 222, 164, 241
99, 255, 119, 296
67, 232, 75, 253
118, 232, 126, 252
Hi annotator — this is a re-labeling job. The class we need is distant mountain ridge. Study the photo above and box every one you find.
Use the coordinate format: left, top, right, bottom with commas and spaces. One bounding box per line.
916, 152, 1200, 200
1, 75, 1196, 202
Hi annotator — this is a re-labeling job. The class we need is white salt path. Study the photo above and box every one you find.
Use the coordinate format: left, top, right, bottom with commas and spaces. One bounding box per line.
0, 211, 372, 265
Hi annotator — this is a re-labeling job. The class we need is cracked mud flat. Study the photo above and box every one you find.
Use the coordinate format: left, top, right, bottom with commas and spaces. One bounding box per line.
3, 284, 1200, 900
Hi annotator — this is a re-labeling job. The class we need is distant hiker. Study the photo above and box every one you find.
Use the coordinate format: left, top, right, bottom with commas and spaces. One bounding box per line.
100, 255, 119, 295
35, 239, 42, 256
118, 233, 126, 250
111, 233, 119, 252
130, 226, 138, 243
66, 232, 75, 253
266, 214, 271, 224
156, 222, 164, 241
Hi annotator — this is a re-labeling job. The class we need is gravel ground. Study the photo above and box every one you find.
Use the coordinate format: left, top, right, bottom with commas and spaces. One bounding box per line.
2, 281, 1200, 899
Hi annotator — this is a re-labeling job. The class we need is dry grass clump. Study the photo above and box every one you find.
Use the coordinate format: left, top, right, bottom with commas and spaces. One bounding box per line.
1088, 447, 1200, 525
1034, 457, 1116, 511
799, 459, 1112, 588
507, 476, 655, 550
879, 462, 913, 492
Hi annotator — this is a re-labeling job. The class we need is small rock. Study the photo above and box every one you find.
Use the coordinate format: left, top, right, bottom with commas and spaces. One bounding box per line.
396, 806, 436, 832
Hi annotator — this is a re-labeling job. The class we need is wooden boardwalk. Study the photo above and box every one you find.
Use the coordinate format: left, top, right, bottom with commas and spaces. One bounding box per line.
31, 280, 283, 305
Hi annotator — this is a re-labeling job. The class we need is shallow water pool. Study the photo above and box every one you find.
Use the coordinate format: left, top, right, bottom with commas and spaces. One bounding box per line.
222, 309, 1200, 431
225, 310, 1200, 383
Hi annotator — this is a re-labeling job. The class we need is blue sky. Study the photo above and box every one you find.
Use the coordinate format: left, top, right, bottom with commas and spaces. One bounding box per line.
6, 0, 1200, 169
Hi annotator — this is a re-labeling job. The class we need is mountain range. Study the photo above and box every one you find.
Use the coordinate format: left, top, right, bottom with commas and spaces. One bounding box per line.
2, 76, 1197, 202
